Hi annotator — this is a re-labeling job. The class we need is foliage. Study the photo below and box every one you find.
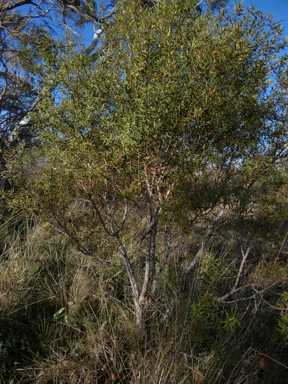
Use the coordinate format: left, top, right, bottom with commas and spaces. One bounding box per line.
5, 0, 288, 329
0, 9, 57, 140
2, 0, 288, 382
0, 0, 117, 165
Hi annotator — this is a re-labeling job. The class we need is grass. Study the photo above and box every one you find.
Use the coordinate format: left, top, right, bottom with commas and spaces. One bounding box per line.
1, 208, 288, 383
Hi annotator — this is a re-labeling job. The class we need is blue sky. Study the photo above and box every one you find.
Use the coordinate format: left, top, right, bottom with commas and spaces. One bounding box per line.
239, 0, 288, 56
240, 0, 288, 52
242, 0, 287, 33
243, 0, 287, 24
82, 0, 288, 50
18, 1, 288, 51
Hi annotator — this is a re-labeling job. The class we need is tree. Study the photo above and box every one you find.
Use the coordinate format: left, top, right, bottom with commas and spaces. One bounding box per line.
0, 0, 229, 153
0, 0, 117, 151
6, 0, 288, 328
0, 0, 118, 193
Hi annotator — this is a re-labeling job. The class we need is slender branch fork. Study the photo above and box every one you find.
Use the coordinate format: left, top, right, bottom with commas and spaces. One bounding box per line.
52, 189, 178, 327
217, 246, 252, 302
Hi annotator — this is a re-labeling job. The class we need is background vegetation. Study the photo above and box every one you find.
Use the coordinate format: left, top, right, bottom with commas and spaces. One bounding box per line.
1, 0, 288, 382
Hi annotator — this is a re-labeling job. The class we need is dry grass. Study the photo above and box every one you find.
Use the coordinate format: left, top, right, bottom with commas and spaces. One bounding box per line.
1, 210, 288, 383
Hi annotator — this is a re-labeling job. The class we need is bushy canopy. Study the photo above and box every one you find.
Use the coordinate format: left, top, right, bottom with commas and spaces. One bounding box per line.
8, 0, 288, 224
5, 1, 288, 327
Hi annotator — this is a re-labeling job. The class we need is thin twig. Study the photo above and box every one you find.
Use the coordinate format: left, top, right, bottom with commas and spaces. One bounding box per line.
217, 246, 252, 302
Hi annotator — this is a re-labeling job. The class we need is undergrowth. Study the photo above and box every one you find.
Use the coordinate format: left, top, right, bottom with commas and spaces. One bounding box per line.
1, 212, 288, 383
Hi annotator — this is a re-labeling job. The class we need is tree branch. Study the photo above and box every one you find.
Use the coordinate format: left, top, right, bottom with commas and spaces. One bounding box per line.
63, 1, 116, 23
217, 246, 252, 302
0, 0, 36, 13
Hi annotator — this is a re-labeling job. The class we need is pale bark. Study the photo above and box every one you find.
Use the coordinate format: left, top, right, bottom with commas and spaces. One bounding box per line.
115, 233, 144, 327
139, 218, 157, 304
0, 0, 116, 149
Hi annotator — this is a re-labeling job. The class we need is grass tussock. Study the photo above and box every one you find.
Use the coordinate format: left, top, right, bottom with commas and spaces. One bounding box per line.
1, 212, 288, 383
